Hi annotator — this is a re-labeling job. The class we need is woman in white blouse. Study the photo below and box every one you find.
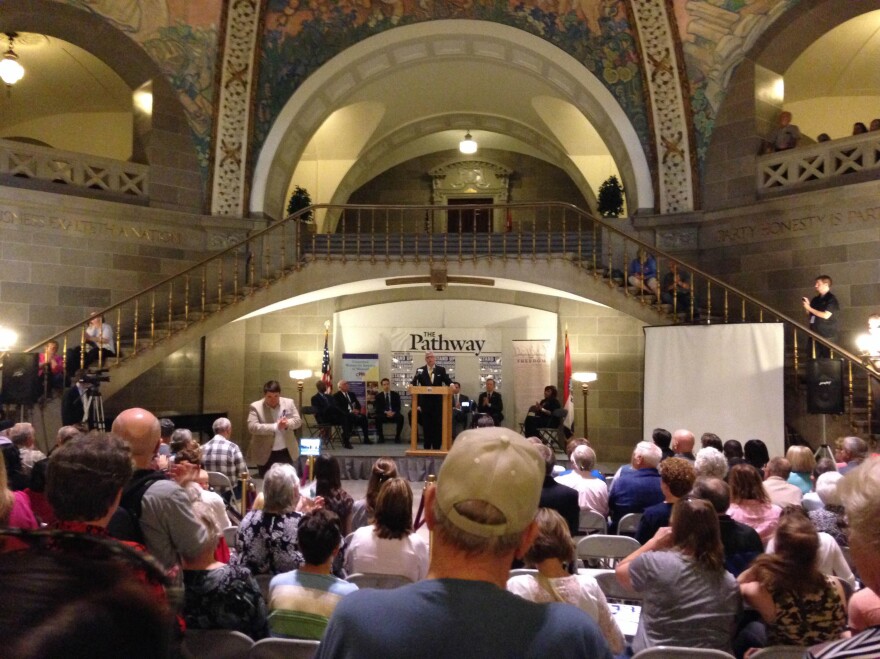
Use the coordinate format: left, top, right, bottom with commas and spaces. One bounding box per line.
507, 507, 624, 654
344, 477, 428, 583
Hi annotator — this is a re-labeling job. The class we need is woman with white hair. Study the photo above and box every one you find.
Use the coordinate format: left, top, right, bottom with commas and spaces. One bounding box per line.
808, 471, 847, 547
233, 463, 310, 575
555, 444, 608, 516
183, 500, 268, 639
694, 447, 729, 480
807, 458, 880, 658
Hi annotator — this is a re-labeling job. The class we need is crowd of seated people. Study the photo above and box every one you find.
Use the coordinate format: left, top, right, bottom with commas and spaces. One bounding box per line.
4, 411, 880, 658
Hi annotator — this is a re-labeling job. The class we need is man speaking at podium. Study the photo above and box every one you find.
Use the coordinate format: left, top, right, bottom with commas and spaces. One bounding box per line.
411, 351, 451, 450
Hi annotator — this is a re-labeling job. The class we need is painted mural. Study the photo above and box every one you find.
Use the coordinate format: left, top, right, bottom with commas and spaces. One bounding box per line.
253, 0, 650, 162
673, 0, 801, 166
57, 0, 223, 176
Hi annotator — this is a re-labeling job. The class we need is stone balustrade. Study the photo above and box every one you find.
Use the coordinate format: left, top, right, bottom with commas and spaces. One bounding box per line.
757, 132, 880, 194
0, 138, 149, 198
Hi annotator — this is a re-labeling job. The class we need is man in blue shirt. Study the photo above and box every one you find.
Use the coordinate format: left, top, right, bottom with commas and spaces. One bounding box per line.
608, 441, 664, 532
315, 428, 612, 659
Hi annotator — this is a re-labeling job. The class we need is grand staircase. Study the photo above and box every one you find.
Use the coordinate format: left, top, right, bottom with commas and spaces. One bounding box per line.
26, 202, 879, 444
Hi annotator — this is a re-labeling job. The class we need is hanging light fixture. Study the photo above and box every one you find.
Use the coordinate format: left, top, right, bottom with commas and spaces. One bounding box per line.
459, 130, 477, 154
0, 33, 24, 87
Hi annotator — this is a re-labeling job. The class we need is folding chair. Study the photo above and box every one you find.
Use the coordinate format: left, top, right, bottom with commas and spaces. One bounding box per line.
535, 408, 570, 453
207, 471, 238, 504
632, 647, 734, 658
249, 638, 320, 659
617, 512, 643, 537
222, 525, 238, 551
345, 572, 413, 589
301, 405, 339, 449
576, 534, 640, 568
509, 568, 539, 578
595, 571, 642, 604
182, 629, 254, 659
578, 509, 608, 536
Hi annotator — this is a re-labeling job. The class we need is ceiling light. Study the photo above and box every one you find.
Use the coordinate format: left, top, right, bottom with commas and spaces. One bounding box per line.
0, 33, 24, 87
459, 131, 477, 154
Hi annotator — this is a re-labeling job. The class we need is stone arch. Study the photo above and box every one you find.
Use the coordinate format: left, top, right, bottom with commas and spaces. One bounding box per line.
251, 20, 653, 220
0, 0, 204, 212
328, 114, 597, 213
701, 0, 878, 211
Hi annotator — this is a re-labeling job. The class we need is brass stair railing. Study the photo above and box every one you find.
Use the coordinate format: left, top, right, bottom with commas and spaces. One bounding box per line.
25, 202, 878, 438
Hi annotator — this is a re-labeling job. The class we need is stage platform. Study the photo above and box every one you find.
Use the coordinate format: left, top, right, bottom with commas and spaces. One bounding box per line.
293, 441, 617, 481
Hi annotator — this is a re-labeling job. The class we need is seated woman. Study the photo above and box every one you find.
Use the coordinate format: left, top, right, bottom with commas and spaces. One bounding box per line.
615, 497, 742, 655
785, 445, 816, 495
507, 508, 624, 654
313, 454, 354, 536
38, 340, 64, 393
522, 385, 561, 438
183, 500, 268, 640
808, 471, 847, 547
727, 463, 781, 546
350, 457, 397, 532
737, 507, 846, 654
232, 463, 306, 575
344, 477, 428, 582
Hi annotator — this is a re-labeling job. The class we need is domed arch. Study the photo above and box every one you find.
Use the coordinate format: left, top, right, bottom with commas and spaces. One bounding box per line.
251, 20, 652, 220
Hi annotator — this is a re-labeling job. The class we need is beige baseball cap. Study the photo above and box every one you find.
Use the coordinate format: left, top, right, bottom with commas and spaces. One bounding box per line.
436, 427, 544, 537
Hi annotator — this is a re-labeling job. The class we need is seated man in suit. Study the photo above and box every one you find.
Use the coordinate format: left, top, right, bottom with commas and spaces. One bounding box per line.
310, 381, 350, 448
373, 378, 404, 444
450, 381, 470, 439
476, 377, 504, 427
333, 379, 372, 447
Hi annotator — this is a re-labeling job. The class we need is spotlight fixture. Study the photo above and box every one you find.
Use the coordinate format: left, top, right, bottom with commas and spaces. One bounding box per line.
459, 130, 477, 154
0, 33, 24, 87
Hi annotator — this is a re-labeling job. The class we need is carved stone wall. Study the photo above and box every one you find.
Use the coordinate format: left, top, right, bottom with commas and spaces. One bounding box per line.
211, 0, 262, 216
630, 0, 695, 214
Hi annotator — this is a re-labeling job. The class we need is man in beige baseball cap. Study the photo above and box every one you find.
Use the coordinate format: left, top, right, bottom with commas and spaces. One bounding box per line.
315, 428, 612, 659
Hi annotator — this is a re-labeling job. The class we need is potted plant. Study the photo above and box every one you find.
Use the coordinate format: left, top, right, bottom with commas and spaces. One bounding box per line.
286, 185, 314, 223
597, 175, 625, 218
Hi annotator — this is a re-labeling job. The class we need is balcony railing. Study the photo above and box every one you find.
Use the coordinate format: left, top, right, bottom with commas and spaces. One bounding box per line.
0, 138, 149, 198
757, 132, 880, 193
25, 202, 879, 440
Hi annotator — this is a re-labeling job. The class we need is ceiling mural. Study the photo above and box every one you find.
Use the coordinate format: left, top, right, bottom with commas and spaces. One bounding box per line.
253, 0, 650, 161
673, 0, 801, 166
56, 0, 223, 174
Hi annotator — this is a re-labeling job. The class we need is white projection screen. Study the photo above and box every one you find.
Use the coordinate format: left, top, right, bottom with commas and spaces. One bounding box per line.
644, 324, 785, 458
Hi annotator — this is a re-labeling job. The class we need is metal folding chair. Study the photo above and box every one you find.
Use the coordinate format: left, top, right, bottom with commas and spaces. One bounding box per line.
576, 534, 640, 568
617, 512, 643, 537
578, 509, 608, 536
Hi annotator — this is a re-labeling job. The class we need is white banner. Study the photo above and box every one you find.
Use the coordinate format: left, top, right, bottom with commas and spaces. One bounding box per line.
512, 340, 553, 426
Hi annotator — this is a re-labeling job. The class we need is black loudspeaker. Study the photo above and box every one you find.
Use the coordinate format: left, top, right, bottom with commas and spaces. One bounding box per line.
1, 352, 40, 405
806, 358, 845, 415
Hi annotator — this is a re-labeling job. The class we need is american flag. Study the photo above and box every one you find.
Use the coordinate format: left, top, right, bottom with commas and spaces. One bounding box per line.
321, 329, 332, 391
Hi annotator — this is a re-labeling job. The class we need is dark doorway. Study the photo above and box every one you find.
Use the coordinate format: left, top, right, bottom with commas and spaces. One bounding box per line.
447, 197, 493, 233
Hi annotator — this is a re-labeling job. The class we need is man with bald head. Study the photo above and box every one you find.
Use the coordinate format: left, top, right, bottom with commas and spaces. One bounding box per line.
108, 407, 208, 568
671, 428, 696, 462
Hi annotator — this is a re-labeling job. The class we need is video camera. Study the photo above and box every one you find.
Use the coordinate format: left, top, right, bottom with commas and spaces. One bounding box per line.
80, 367, 111, 388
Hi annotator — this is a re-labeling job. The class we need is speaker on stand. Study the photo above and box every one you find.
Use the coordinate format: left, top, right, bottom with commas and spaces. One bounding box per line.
806, 359, 845, 414
0, 352, 41, 407
806, 358, 845, 447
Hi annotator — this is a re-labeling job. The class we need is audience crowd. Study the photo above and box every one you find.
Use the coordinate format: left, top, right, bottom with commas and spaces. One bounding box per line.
2, 410, 878, 659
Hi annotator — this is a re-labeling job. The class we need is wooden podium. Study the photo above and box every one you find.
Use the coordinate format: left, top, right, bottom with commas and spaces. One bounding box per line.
406, 385, 453, 456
